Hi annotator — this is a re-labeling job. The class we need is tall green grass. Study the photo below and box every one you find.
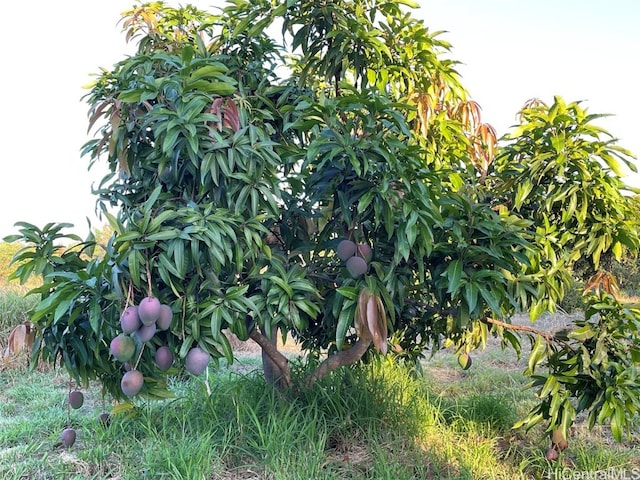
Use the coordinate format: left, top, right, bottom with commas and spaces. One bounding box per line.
0, 289, 38, 341
0, 350, 638, 479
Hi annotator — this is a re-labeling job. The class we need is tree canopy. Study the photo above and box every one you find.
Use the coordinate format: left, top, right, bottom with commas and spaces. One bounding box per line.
6, 0, 640, 446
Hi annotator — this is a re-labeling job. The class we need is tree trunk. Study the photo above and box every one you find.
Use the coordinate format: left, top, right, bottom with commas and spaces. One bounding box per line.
249, 327, 292, 389
249, 327, 373, 390
262, 334, 284, 386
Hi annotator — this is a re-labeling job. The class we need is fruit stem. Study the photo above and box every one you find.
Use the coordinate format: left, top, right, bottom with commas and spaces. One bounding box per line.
67, 378, 72, 423
126, 282, 134, 308
145, 262, 153, 298
180, 295, 186, 340
133, 343, 146, 370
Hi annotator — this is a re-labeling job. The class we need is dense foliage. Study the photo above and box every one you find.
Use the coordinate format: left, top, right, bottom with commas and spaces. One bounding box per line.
5, 0, 640, 445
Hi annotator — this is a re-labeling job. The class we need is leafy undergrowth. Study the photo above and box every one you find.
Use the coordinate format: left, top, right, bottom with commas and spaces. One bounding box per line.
0, 347, 638, 480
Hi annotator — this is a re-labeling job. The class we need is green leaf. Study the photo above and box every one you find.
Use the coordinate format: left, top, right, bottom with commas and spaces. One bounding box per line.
89, 299, 101, 335
335, 302, 354, 351
539, 374, 559, 398
529, 301, 545, 322
146, 229, 180, 241
158, 252, 182, 279
336, 286, 359, 301
449, 172, 463, 191
181, 44, 194, 64
600, 152, 624, 177
187, 64, 228, 81
128, 251, 140, 288
514, 179, 533, 210
190, 81, 236, 95
53, 296, 73, 323
162, 128, 181, 155
117, 89, 143, 102
115, 231, 141, 242
527, 335, 547, 374
143, 186, 163, 217
610, 404, 624, 442
446, 259, 463, 295
219, 333, 234, 364
463, 281, 479, 313
568, 325, 595, 341
270, 275, 294, 298
148, 210, 178, 232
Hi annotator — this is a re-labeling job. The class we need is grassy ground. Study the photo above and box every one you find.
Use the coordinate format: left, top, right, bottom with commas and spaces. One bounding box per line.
1, 337, 638, 480
1, 290, 638, 479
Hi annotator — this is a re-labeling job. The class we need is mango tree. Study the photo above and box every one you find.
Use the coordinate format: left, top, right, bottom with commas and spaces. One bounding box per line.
6, 0, 640, 452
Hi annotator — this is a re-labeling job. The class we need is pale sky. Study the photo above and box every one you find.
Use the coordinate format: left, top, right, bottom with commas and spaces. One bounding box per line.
1, 1, 638, 239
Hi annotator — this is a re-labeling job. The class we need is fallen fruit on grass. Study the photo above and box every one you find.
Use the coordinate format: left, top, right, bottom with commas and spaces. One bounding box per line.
98, 412, 111, 427
121, 370, 144, 397
544, 447, 558, 462
458, 353, 472, 370
138, 296, 161, 325
155, 346, 174, 371
346, 255, 368, 278
68, 390, 84, 409
185, 347, 210, 375
110, 334, 136, 363
61, 428, 76, 448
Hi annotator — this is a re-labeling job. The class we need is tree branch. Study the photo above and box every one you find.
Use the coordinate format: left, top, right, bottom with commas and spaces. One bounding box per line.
486, 317, 556, 343
304, 332, 372, 388
249, 328, 292, 388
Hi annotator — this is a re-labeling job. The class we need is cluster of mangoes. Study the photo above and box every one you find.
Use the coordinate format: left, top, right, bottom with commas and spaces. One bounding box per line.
336, 239, 373, 278
109, 296, 210, 398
